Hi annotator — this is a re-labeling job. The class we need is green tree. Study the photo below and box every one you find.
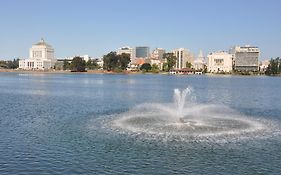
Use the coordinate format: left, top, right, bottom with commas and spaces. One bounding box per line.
70, 57, 86, 72
63, 59, 71, 70
86, 60, 92, 69
118, 53, 131, 70
0, 61, 8, 68
103, 52, 118, 71
0, 59, 19, 69
86, 59, 98, 70
163, 53, 177, 71
186, 61, 192, 68
151, 64, 159, 73
140, 63, 152, 72
103, 52, 131, 71
266, 57, 281, 75
7, 61, 14, 69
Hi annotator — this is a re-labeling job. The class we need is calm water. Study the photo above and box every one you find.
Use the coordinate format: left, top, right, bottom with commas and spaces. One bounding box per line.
0, 73, 281, 174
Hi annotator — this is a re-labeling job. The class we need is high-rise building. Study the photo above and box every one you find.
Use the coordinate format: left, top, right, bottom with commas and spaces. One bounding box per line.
135, 46, 150, 59
230, 45, 260, 71
19, 38, 56, 70
207, 51, 233, 73
172, 48, 194, 69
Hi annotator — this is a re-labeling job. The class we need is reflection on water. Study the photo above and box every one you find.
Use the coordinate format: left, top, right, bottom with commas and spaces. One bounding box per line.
0, 73, 281, 174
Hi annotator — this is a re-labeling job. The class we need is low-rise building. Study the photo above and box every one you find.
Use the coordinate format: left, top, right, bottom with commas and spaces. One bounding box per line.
207, 51, 233, 73
259, 60, 270, 72
19, 38, 56, 70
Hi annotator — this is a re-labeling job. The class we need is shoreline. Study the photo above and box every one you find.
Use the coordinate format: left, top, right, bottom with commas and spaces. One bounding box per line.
0, 69, 279, 76
0, 69, 139, 74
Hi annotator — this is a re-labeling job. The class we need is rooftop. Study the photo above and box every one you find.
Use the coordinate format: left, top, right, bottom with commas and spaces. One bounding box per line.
33, 38, 52, 47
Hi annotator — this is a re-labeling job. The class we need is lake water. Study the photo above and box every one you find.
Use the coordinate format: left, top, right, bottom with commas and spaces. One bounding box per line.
0, 73, 281, 174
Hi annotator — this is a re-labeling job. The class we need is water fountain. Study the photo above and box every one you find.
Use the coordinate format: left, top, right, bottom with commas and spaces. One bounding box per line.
102, 87, 279, 142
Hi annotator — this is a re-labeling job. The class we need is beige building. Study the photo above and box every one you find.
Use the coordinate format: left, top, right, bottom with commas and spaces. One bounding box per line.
207, 51, 233, 73
19, 38, 56, 70
151, 48, 165, 60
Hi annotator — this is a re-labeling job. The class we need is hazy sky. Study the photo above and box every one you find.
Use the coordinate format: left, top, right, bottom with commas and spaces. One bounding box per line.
0, 0, 280, 60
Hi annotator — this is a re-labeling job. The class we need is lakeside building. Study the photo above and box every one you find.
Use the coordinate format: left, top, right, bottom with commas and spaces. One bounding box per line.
172, 48, 194, 69
194, 50, 206, 71
57, 55, 91, 62
95, 58, 104, 68
19, 38, 56, 70
207, 51, 233, 73
230, 45, 260, 72
151, 48, 165, 60
135, 46, 150, 59
169, 68, 195, 75
259, 60, 270, 72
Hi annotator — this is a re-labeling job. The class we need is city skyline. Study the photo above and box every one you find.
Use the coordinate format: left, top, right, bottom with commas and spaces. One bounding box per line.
0, 0, 280, 60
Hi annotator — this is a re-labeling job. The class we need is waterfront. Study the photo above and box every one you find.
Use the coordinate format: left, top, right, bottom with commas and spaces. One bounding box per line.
0, 73, 281, 174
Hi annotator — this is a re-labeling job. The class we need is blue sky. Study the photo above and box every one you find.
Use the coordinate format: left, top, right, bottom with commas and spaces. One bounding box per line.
0, 0, 280, 60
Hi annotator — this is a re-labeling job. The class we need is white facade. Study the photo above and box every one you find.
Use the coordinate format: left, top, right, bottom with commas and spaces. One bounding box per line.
117, 46, 135, 59
259, 60, 270, 72
172, 48, 194, 69
149, 58, 164, 70
19, 38, 56, 70
207, 51, 233, 73
194, 50, 206, 70
96, 58, 104, 69
82, 55, 90, 62
58, 55, 91, 62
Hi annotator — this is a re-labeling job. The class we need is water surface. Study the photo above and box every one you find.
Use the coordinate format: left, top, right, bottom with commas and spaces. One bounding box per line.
0, 73, 280, 174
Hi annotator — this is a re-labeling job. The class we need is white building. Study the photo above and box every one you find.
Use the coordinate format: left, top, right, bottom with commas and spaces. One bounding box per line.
19, 38, 56, 70
259, 60, 270, 72
207, 51, 233, 73
81, 55, 91, 62
95, 58, 104, 69
58, 55, 91, 62
172, 48, 194, 69
194, 50, 206, 71
117, 46, 135, 59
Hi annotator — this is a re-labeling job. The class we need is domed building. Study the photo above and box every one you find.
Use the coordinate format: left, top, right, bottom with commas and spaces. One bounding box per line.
19, 38, 56, 70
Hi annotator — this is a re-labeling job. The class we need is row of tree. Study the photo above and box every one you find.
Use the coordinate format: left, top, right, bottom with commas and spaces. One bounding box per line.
0, 59, 19, 69
103, 52, 130, 71
140, 63, 160, 73
63, 57, 99, 72
102, 51, 190, 72
265, 57, 281, 75
102, 51, 179, 72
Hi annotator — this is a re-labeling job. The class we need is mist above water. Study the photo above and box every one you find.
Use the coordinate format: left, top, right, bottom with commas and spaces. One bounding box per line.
107, 87, 279, 142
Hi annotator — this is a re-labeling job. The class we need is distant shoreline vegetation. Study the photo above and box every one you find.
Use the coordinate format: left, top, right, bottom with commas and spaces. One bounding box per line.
1, 55, 281, 76
265, 57, 281, 76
